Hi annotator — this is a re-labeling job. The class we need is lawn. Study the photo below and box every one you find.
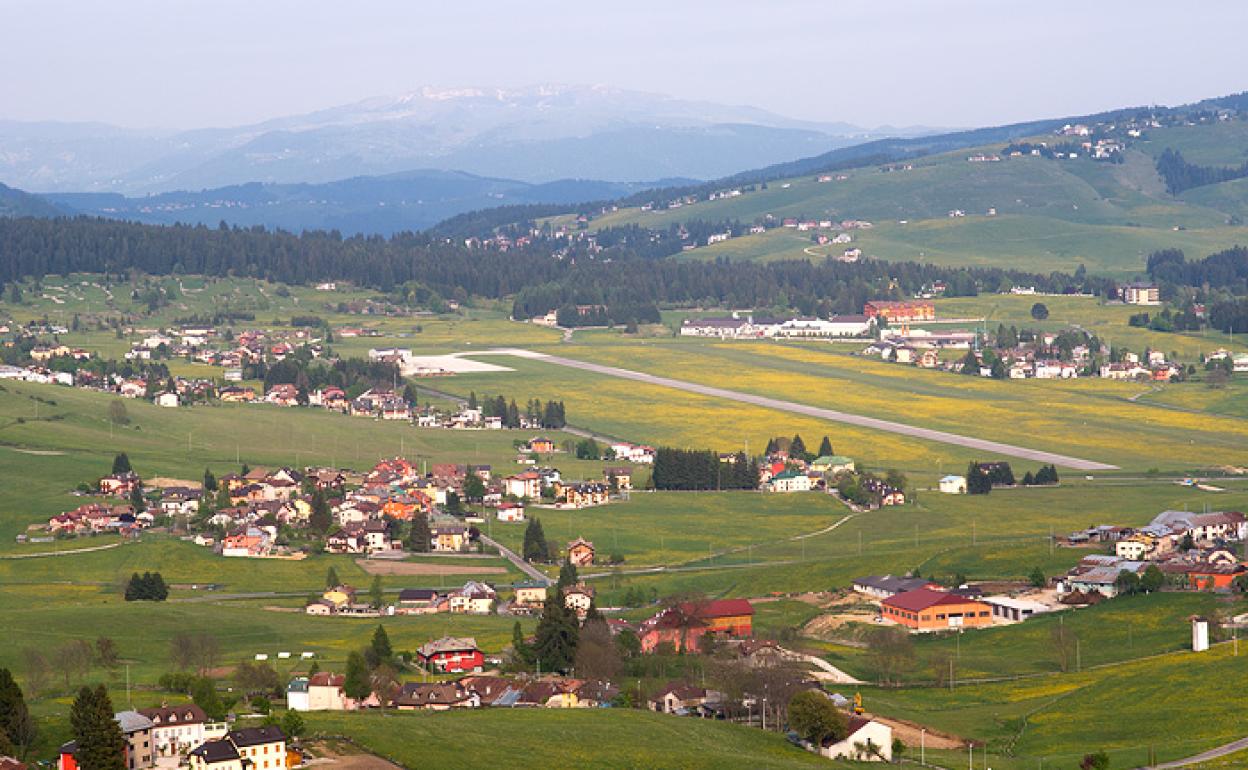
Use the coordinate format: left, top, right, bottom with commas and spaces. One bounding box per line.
303, 709, 833, 770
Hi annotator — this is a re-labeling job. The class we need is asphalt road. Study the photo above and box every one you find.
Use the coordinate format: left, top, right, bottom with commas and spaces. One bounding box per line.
480, 533, 552, 585
487, 349, 1118, 472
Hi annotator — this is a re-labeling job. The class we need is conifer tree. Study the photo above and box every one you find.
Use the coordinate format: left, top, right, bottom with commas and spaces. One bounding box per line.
111, 453, 131, 475
0, 668, 36, 758
408, 513, 432, 553
343, 651, 370, 700
817, 436, 834, 457
70, 685, 125, 770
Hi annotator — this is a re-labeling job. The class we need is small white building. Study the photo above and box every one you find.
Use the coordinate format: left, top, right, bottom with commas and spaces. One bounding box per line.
155, 392, 180, 408
820, 717, 893, 762
938, 475, 967, 494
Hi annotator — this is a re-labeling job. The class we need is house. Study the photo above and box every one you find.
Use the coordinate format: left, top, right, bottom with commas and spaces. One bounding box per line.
1121, 282, 1161, 306
188, 741, 242, 770
764, 470, 811, 493
155, 392, 179, 408
100, 472, 141, 497
223, 727, 286, 770
396, 588, 443, 615
448, 581, 496, 614
264, 384, 299, 407
820, 717, 893, 762
138, 704, 226, 758
527, 437, 556, 454
649, 682, 714, 714
504, 471, 542, 500
416, 636, 484, 673
603, 467, 633, 490
880, 588, 993, 631
810, 455, 855, 475
639, 599, 754, 653
286, 672, 350, 711
393, 681, 480, 711
851, 575, 938, 600
431, 524, 469, 553
496, 502, 526, 522
558, 481, 609, 508
563, 583, 595, 619
567, 537, 595, 567
114, 710, 155, 770
939, 475, 968, 494
513, 580, 549, 608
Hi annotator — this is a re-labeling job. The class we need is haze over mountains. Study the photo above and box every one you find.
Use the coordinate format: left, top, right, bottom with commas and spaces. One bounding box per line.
0, 84, 932, 195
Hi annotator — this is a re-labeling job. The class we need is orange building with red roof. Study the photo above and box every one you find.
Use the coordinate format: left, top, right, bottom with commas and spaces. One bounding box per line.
880, 588, 992, 631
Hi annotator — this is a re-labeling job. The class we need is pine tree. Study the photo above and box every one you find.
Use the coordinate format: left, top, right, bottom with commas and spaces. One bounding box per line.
308, 488, 332, 534
409, 513, 431, 553
0, 668, 36, 758
111, 453, 131, 475
370, 625, 393, 666
467, 392, 478, 411
129, 485, 146, 513
523, 519, 548, 563
510, 621, 533, 668
70, 685, 125, 770
325, 566, 341, 589
557, 559, 579, 591
532, 595, 578, 673
203, 469, 217, 492
343, 651, 370, 700
790, 435, 808, 462
817, 436, 833, 457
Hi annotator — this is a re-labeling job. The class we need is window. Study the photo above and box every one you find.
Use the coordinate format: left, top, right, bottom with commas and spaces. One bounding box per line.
936, 614, 945, 620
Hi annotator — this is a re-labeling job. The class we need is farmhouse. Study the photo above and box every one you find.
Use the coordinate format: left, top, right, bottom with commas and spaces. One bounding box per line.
880, 588, 993, 631
396, 588, 443, 615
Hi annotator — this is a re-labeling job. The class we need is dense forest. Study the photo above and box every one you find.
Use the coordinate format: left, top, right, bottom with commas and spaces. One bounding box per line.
1155, 149, 1248, 195
1148, 246, 1248, 293
0, 215, 1110, 327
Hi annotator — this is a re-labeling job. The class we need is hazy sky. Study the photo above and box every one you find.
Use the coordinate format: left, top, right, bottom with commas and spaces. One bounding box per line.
4, 0, 1247, 130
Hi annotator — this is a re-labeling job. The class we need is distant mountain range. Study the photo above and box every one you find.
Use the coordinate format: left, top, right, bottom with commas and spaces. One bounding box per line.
0, 85, 938, 194
40, 171, 685, 235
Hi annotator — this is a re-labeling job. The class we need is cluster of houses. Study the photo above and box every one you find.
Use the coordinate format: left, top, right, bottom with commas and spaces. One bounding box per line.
58, 704, 289, 770
1059, 509, 1248, 598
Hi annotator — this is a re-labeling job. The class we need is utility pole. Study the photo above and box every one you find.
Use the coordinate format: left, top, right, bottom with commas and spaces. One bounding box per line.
920, 728, 926, 765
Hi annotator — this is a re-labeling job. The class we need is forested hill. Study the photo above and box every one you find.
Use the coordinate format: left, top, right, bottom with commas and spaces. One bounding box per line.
0, 182, 68, 219
0, 214, 1108, 319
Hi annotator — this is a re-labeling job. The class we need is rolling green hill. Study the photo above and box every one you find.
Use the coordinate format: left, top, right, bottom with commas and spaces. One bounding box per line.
555, 119, 1248, 276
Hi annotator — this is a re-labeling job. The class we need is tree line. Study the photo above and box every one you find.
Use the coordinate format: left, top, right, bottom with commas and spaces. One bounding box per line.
1156, 148, 1248, 195
651, 448, 759, 491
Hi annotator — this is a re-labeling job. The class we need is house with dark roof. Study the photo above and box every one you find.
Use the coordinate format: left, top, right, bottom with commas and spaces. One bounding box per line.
225, 726, 286, 770
393, 681, 480, 711
851, 575, 939, 600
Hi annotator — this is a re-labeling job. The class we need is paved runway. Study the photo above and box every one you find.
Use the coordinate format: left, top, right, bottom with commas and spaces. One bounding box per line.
481, 349, 1118, 471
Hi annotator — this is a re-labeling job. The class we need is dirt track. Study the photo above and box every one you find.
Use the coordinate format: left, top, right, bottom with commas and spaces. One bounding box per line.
354, 559, 507, 576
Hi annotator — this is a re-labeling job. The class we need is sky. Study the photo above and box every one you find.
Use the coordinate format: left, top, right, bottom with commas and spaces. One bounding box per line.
4, 0, 1248, 130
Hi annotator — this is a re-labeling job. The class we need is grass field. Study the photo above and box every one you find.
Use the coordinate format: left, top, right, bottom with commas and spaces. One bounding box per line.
563, 132, 1248, 274
305, 709, 835, 770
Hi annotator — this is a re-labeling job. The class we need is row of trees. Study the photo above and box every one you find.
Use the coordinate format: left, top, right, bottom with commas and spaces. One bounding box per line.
966, 461, 1015, 494
470, 392, 567, 429
652, 448, 759, 491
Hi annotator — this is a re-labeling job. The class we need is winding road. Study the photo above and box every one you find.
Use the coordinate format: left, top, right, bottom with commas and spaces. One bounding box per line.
471, 349, 1118, 471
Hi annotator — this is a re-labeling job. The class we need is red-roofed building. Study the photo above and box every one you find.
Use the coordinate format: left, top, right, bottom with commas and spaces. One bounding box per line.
639, 599, 754, 653
880, 588, 992, 631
